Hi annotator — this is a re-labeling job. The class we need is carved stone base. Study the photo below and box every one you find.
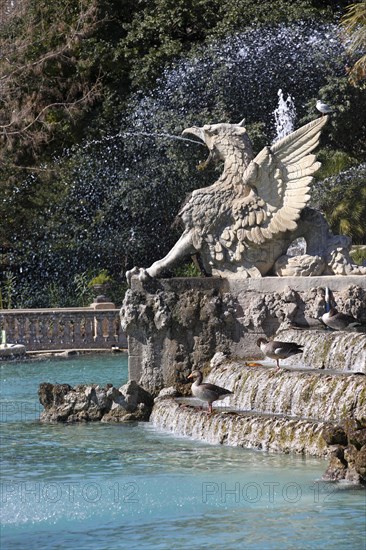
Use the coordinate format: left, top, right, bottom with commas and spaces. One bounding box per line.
274, 254, 326, 276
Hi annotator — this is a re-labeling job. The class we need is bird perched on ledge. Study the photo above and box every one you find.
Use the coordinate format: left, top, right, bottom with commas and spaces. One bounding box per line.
316, 99, 334, 116
187, 370, 233, 414
322, 307, 362, 331
256, 337, 304, 369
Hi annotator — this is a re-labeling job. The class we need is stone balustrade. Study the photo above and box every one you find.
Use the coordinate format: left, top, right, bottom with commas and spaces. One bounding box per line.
0, 307, 126, 351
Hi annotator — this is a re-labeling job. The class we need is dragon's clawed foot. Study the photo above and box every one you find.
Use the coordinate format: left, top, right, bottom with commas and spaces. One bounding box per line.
125, 266, 139, 285
126, 267, 153, 285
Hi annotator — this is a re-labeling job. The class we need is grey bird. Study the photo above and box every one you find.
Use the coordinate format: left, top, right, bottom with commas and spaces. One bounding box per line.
187, 370, 233, 414
316, 99, 334, 116
322, 307, 361, 331
256, 337, 304, 369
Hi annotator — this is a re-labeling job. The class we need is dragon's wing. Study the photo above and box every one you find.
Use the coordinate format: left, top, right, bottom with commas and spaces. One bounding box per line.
235, 116, 328, 245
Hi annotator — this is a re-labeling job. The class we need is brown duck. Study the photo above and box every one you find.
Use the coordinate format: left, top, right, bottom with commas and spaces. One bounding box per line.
322, 307, 362, 331
256, 337, 303, 369
187, 370, 233, 414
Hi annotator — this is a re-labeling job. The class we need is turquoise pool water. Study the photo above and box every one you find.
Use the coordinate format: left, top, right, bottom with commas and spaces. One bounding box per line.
1, 354, 365, 549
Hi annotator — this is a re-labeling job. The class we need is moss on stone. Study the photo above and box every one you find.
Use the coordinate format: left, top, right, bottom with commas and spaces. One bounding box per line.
358, 387, 366, 407
318, 338, 333, 367
301, 388, 312, 405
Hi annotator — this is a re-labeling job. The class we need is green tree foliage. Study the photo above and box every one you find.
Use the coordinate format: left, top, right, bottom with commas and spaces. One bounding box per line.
1, 0, 99, 171
0, 0, 353, 176
0, 0, 135, 178
341, 1, 366, 87
120, 0, 351, 88
0, 0, 135, 278
311, 163, 366, 244
302, 76, 366, 159
6, 132, 208, 307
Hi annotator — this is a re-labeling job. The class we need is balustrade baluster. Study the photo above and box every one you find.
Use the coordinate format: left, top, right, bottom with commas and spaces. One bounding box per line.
38, 316, 47, 346
17, 316, 26, 344
73, 316, 82, 346
63, 316, 72, 347
94, 314, 103, 345
0, 308, 127, 351
24, 318, 31, 347
85, 314, 94, 346
29, 317, 38, 346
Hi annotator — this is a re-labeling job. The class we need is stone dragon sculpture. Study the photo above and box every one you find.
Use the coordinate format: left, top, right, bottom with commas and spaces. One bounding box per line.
127, 115, 365, 282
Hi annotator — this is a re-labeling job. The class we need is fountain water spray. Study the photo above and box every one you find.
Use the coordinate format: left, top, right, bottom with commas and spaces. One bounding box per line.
273, 89, 297, 142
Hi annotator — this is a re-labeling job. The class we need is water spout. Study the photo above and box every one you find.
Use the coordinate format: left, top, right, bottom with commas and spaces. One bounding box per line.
81, 131, 206, 150
273, 89, 297, 142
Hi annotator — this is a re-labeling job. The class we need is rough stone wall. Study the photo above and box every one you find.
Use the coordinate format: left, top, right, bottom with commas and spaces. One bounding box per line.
120, 278, 237, 395
120, 276, 366, 395
322, 419, 366, 484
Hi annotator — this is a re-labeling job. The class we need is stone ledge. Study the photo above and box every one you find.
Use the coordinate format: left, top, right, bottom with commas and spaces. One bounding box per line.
151, 397, 329, 457
206, 362, 366, 422
131, 274, 366, 294
226, 275, 366, 293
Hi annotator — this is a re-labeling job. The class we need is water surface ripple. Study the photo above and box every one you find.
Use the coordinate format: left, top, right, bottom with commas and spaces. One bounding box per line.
1, 355, 365, 549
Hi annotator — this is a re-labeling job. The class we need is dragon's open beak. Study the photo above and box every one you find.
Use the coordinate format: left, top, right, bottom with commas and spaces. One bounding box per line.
182, 127, 212, 170
182, 126, 205, 142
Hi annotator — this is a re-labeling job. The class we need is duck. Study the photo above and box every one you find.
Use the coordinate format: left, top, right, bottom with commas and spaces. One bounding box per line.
187, 370, 233, 414
322, 307, 361, 331
256, 337, 303, 369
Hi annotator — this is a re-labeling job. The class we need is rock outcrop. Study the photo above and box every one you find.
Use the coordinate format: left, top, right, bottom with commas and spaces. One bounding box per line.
38, 380, 154, 423
121, 278, 238, 395
322, 419, 366, 484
